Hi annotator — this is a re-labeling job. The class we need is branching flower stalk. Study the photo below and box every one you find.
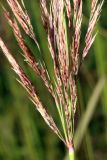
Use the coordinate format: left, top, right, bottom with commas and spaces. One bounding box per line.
0, 0, 103, 159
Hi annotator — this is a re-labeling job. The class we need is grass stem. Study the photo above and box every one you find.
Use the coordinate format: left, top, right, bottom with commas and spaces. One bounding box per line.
69, 147, 75, 160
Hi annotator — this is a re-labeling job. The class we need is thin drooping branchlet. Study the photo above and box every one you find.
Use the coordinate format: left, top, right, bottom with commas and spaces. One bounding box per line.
7, 0, 39, 48
0, 37, 65, 143
0, 0, 104, 152
83, 0, 104, 58
72, 0, 82, 75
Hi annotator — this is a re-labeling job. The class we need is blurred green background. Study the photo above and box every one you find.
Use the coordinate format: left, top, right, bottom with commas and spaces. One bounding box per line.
0, 0, 107, 160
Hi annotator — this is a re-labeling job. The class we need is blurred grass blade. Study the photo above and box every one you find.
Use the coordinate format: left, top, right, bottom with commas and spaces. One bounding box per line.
94, 30, 107, 142
74, 77, 106, 150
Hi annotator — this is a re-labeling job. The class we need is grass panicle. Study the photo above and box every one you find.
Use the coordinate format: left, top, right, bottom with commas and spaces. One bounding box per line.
0, 0, 104, 159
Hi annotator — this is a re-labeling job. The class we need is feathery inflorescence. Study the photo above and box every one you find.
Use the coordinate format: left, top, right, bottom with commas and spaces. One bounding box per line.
0, 0, 103, 151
